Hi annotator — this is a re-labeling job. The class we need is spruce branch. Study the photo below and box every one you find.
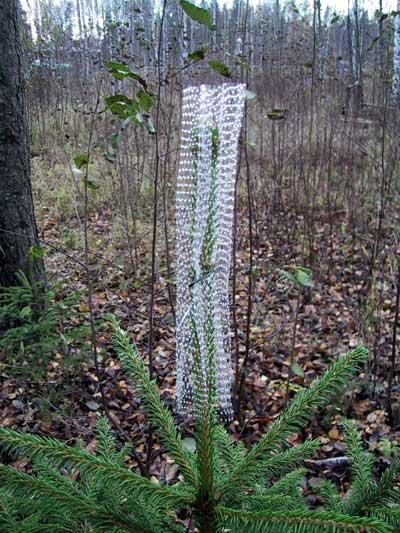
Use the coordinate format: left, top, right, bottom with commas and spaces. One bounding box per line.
340, 418, 376, 515
320, 479, 342, 510
216, 506, 392, 532
196, 407, 216, 500
95, 416, 131, 465
361, 460, 400, 512
214, 425, 245, 476
261, 439, 320, 482
0, 464, 163, 533
109, 316, 198, 488
320, 422, 400, 517
267, 468, 307, 497
240, 493, 304, 512
0, 428, 190, 507
219, 347, 368, 500
370, 506, 400, 529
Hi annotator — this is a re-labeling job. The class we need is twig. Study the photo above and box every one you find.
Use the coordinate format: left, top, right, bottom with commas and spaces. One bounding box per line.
80, 83, 145, 476
304, 456, 352, 468
0, 227, 125, 274
387, 250, 400, 424
235, 0, 253, 420
285, 292, 302, 407
146, 0, 167, 476
0, 228, 88, 271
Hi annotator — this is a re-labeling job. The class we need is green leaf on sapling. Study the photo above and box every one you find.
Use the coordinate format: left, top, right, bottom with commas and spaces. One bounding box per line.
28, 245, 45, 261
105, 61, 147, 87
105, 95, 139, 120
137, 89, 154, 112
146, 116, 156, 134
134, 112, 144, 125
294, 267, 314, 288
292, 362, 305, 378
85, 179, 99, 190
111, 132, 119, 149
104, 152, 116, 163
278, 269, 296, 285
208, 60, 231, 78
74, 153, 88, 169
180, 0, 213, 29
188, 48, 206, 62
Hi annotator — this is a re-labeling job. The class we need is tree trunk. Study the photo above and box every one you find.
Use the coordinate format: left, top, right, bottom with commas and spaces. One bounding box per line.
0, 0, 45, 287
392, 0, 400, 104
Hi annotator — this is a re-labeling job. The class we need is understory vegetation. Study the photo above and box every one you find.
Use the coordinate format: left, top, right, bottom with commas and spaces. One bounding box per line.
1, 0, 400, 531
1, 322, 400, 532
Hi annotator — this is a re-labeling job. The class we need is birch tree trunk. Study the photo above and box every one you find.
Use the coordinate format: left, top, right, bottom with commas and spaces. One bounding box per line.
392, 0, 400, 103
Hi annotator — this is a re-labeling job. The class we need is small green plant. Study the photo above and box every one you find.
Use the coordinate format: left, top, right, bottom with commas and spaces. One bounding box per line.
55, 184, 76, 221
0, 319, 399, 532
378, 438, 400, 461
61, 228, 81, 250
0, 271, 85, 378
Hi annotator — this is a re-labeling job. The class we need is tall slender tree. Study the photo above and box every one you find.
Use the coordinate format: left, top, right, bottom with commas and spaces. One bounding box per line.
393, 0, 400, 103
0, 0, 45, 287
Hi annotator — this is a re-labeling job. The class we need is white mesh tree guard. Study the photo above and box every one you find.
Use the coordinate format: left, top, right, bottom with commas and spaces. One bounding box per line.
176, 84, 246, 418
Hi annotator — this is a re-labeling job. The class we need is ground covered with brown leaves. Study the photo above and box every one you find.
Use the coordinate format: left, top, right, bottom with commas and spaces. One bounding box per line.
1, 192, 399, 501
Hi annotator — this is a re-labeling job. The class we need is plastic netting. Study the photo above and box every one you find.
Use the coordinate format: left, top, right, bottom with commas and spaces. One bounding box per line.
176, 83, 246, 418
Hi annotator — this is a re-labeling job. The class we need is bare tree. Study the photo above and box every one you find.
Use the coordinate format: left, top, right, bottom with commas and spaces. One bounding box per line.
393, 1, 400, 103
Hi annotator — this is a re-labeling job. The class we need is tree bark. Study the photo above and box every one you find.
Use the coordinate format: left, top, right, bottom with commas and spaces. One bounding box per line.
0, 0, 45, 287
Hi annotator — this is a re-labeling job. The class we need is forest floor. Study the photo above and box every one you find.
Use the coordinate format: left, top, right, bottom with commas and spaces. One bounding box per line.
1, 181, 400, 502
